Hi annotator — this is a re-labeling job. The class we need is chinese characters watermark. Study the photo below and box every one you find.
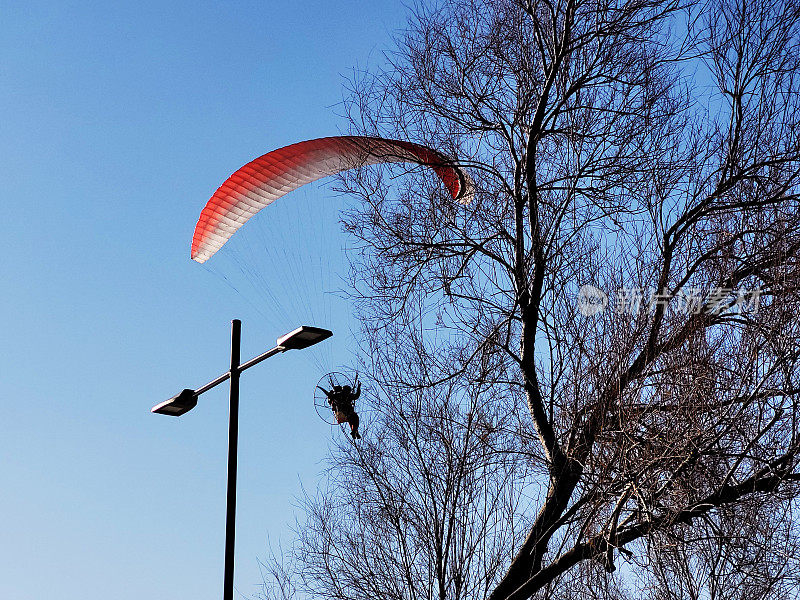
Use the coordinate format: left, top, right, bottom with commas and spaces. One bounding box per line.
577, 285, 762, 317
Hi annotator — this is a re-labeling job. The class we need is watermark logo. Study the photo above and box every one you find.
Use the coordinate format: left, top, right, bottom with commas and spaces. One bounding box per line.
577, 284, 609, 316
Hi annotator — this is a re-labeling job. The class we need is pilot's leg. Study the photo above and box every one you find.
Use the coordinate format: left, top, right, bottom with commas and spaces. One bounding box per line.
349, 412, 361, 439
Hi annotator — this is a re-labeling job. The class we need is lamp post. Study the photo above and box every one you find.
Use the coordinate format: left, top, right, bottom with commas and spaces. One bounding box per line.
152, 320, 332, 600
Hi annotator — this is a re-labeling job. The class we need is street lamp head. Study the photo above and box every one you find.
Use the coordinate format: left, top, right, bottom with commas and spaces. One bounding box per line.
151, 389, 197, 416
277, 326, 333, 350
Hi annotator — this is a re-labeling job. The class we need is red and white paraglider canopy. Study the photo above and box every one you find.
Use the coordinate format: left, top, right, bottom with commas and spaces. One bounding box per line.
191, 136, 472, 263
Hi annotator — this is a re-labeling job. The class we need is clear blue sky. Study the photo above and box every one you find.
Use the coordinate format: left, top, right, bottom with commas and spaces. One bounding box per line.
0, 2, 406, 598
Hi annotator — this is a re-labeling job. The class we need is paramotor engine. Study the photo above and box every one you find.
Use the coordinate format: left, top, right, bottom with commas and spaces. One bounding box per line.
314, 370, 361, 425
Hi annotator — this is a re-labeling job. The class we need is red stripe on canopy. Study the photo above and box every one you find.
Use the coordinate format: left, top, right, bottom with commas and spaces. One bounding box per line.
191, 136, 471, 263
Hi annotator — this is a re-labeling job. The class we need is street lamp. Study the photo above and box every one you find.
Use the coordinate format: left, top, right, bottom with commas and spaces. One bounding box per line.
152, 320, 332, 600
150, 389, 196, 416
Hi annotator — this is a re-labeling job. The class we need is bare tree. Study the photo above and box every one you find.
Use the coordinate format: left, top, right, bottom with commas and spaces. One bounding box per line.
262, 0, 800, 598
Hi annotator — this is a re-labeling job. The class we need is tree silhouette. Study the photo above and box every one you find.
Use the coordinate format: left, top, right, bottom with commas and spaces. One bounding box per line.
263, 1, 800, 598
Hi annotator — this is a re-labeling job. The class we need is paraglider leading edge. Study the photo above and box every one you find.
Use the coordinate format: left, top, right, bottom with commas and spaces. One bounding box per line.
190, 135, 473, 263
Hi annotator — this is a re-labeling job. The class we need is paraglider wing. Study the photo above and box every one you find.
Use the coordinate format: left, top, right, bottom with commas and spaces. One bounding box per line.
191, 136, 472, 263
